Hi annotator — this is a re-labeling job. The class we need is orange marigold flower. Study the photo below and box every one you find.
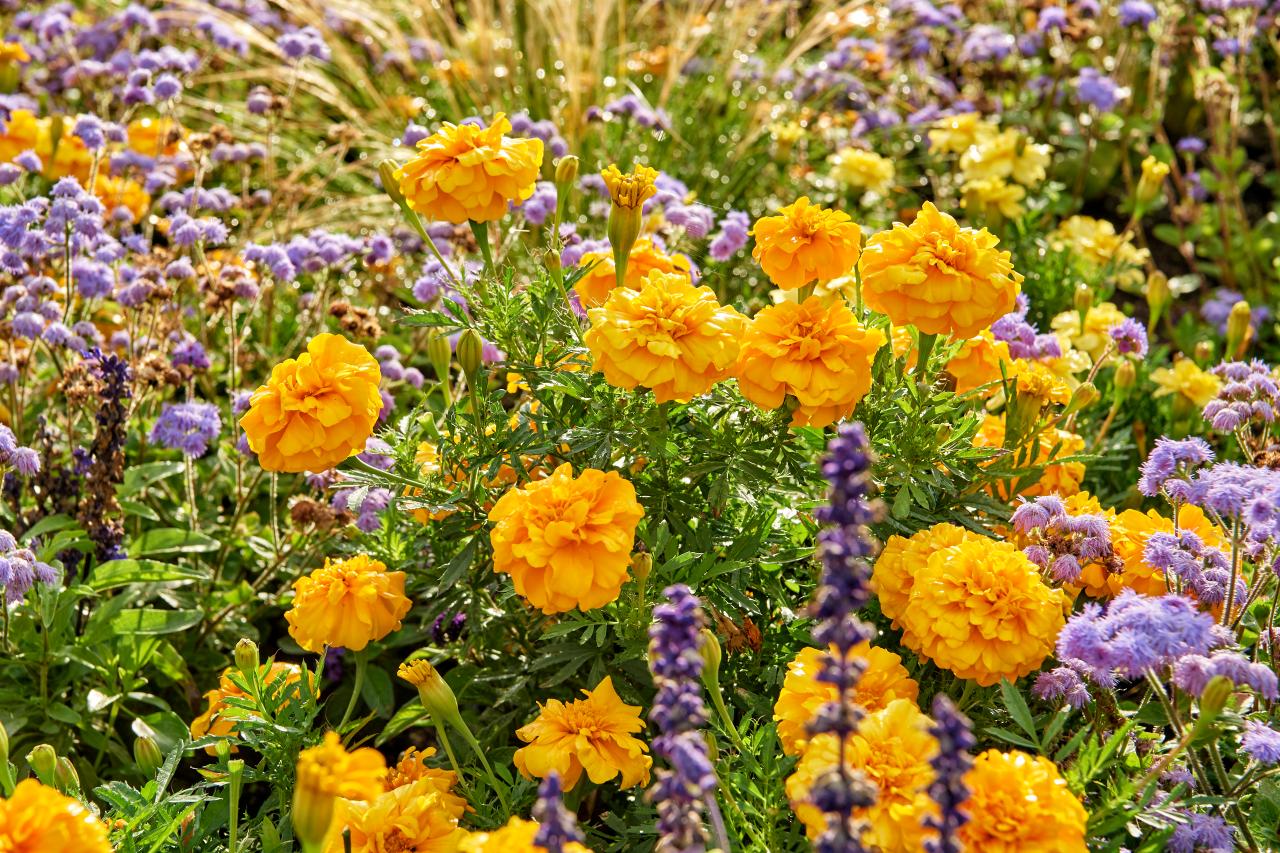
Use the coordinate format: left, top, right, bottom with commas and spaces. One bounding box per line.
325, 780, 465, 853
460, 816, 594, 852
1079, 504, 1226, 598
573, 238, 692, 308
394, 113, 543, 223
751, 197, 863, 291
385, 747, 466, 817
513, 676, 651, 791
127, 117, 187, 159
897, 538, 1067, 686
285, 554, 411, 653
959, 750, 1088, 852
584, 269, 744, 403
297, 731, 388, 804
488, 463, 644, 614
973, 413, 1086, 498
860, 201, 1022, 339
946, 331, 1011, 395
0, 779, 112, 853
785, 700, 938, 851
773, 644, 919, 756
872, 522, 984, 628
0, 42, 31, 64
734, 296, 885, 428
0, 109, 46, 164
600, 163, 659, 210
239, 333, 383, 473
190, 662, 309, 753
1008, 358, 1073, 406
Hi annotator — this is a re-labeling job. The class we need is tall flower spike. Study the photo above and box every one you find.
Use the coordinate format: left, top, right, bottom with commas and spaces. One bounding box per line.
923, 694, 974, 853
532, 771, 584, 853
807, 423, 881, 852
647, 584, 720, 852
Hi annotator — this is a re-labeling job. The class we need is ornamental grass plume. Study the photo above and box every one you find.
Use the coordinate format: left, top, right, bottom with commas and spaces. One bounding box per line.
394, 113, 543, 223
239, 333, 383, 473
488, 463, 644, 614
958, 750, 1087, 852
584, 269, 744, 404
734, 296, 885, 428
513, 676, 652, 792
750, 197, 863, 291
284, 554, 411, 653
573, 238, 693, 307
0, 778, 112, 853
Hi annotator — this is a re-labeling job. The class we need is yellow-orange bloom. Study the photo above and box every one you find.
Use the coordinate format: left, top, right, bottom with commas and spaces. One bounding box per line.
1049, 215, 1149, 293
513, 676, 651, 791
860, 202, 1022, 339
240, 333, 382, 473
285, 554, 411, 653
461, 816, 593, 852
961, 177, 1026, 221
488, 463, 644, 614
735, 296, 886, 428
927, 112, 996, 155
0, 779, 111, 853
773, 644, 918, 756
973, 413, 1086, 498
395, 113, 543, 223
1008, 358, 1073, 406
897, 537, 1067, 686
960, 750, 1088, 852
872, 522, 985, 628
786, 700, 938, 851
1079, 505, 1226, 598
600, 163, 659, 210
385, 747, 467, 818
829, 148, 895, 194
751, 197, 863, 291
946, 331, 1011, 395
190, 662, 309, 753
573, 238, 693, 308
127, 117, 187, 159
0, 42, 31, 64
959, 129, 1051, 187
585, 269, 744, 403
0, 110, 45, 164
1050, 302, 1127, 362
1151, 357, 1222, 409
297, 731, 388, 804
325, 780, 466, 853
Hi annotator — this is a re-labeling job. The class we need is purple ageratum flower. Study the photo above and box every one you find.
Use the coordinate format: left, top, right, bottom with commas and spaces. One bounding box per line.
959, 24, 1015, 64
277, 26, 330, 62
1168, 811, 1234, 853
531, 772, 585, 853
1241, 720, 1280, 765
1177, 136, 1208, 156
1202, 359, 1279, 432
1034, 666, 1092, 708
1109, 317, 1149, 357
1118, 0, 1158, 26
149, 401, 222, 458
922, 695, 973, 853
1076, 67, 1124, 112
515, 181, 557, 226
1173, 650, 1277, 699
0, 539, 60, 604
1011, 495, 1112, 585
1138, 437, 1214, 498
14, 150, 41, 173
991, 299, 1062, 360
709, 210, 750, 262
1201, 288, 1269, 334
1037, 6, 1068, 31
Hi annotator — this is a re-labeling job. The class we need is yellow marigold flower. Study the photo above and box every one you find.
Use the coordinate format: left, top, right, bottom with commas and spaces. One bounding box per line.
127, 117, 186, 159
946, 331, 1011, 395
973, 413, 1086, 498
959, 750, 1088, 852
1151, 357, 1222, 409
460, 816, 594, 853
0, 109, 46, 164
584, 269, 744, 404
239, 333, 382, 473
959, 129, 1052, 186
961, 177, 1026, 221
600, 163, 659, 210
735, 296, 885, 428
1008, 358, 1073, 406
573, 238, 693, 308
285, 554, 411, 653
0, 41, 31, 64
190, 662, 308, 752
785, 700, 938, 851
860, 202, 1022, 339
295, 730, 389, 843
750, 197, 863, 291
773, 644, 918, 756
385, 747, 467, 816
1079, 505, 1226, 598
1049, 215, 1149, 292
44, 127, 92, 182
1050, 302, 1127, 362
0, 779, 111, 853
513, 676, 651, 791
872, 522, 984, 627
898, 537, 1067, 685
769, 121, 806, 146
829, 147, 895, 194
394, 113, 543, 223
325, 780, 466, 853
93, 174, 150, 222
1137, 155, 1170, 205
488, 463, 644, 614
927, 112, 996, 155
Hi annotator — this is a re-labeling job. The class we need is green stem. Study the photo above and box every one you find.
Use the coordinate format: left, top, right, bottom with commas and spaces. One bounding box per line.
454, 721, 509, 813
706, 678, 746, 751
337, 650, 367, 730
227, 760, 244, 853
470, 220, 495, 280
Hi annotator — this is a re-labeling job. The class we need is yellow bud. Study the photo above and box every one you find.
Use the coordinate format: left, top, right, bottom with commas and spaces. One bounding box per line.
397, 658, 462, 731
455, 329, 484, 386
134, 736, 164, 776
54, 757, 80, 794
0, 720, 8, 765
1226, 300, 1252, 357
1073, 283, 1093, 315
1065, 381, 1100, 415
1194, 340, 1215, 362
378, 159, 407, 208
1114, 359, 1136, 391
26, 744, 56, 785
292, 764, 337, 848
234, 638, 260, 677
544, 246, 562, 275
426, 332, 453, 385
1145, 271, 1171, 327
631, 551, 653, 588
554, 155, 580, 187
698, 628, 723, 685
1137, 155, 1170, 206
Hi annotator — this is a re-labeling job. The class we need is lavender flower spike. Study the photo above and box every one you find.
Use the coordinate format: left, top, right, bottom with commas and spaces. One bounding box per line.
532, 771, 584, 853
923, 695, 974, 853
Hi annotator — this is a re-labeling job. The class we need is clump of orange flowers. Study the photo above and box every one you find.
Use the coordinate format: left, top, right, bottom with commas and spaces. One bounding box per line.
860, 202, 1022, 339
584, 269, 744, 403
461, 816, 594, 852
324, 780, 466, 853
488, 463, 644, 614
513, 676, 652, 791
285, 554, 411, 652
959, 750, 1088, 851
735, 296, 885, 428
751, 197, 863, 291
0, 779, 112, 853
946, 331, 1012, 395
239, 333, 383, 473
573, 238, 692, 308
394, 113, 543, 223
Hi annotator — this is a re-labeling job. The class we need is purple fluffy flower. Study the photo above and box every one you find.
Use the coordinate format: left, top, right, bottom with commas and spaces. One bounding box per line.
1241, 720, 1280, 765
1109, 318, 1149, 357
150, 401, 222, 458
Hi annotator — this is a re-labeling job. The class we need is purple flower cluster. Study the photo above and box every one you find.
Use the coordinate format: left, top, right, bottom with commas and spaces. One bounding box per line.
1172, 649, 1277, 699
1109, 318, 1149, 357
1168, 811, 1234, 853
1202, 360, 1279, 432
991, 297, 1062, 360
0, 425, 40, 476
922, 695, 974, 853
277, 26, 330, 63
1144, 531, 1242, 607
508, 111, 569, 160
1011, 495, 1114, 585
1076, 67, 1124, 112
1202, 288, 1270, 335
243, 230, 366, 282
1241, 720, 1280, 765
514, 181, 558, 226
150, 401, 223, 458
1137, 437, 1214, 499
531, 772, 584, 853
587, 94, 671, 131
0, 529, 59, 604
646, 584, 717, 851
709, 211, 750, 262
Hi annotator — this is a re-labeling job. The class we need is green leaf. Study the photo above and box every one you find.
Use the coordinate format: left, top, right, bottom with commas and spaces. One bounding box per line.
1000, 678, 1038, 744
22, 514, 79, 542
127, 528, 219, 557
89, 560, 210, 591
120, 461, 185, 498
110, 609, 203, 635
361, 666, 395, 718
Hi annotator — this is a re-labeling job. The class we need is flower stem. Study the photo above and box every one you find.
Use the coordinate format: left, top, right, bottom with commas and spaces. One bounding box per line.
337, 649, 367, 731
470, 219, 495, 279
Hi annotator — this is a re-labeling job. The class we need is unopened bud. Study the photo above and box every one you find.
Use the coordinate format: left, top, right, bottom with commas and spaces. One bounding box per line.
397, 658, 462, 731
1136, 155, 1170, 206
455, 329, 484, 386
377, 159, 407, 208
1191, 675, 1234, 742
554, 155, 579, 187
1073, 283, 1093, 315
1146, 271, 1171, 327
1194, 340, 1214, 362
26, 744, 56, 786
235, 638, 259, 677
54, 757, 80, 794
292, 766, 336, 848
631, 552, 653, 589
135, 736, 164, 776
426, 332, 453, 386
699, 628, 723, 685
1226, 301, 1252, 357
1114, 359, 1136, 391
544, 247, 562, 276
1065, 381, 1100, 415
0, 721, 8, 765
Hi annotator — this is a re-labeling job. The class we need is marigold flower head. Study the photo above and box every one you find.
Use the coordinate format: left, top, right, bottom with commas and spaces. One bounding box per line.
600, 163, 659, 210
927, 112, 996, 154
190, 662, 308, 752
127, 117, 187, 159
860, 202, 1022, 339
946, 331, 1011, 395
973, 413, 1086, 498
1049, 215, 1149, 292
959, 129, 1051, 187
585, 270, 744, 404
1008, 358, 1073, 406
773, 643, 918, 756
961, 177, 1026, 221
1152, 357, 1222, 409
897, 538, 1068, 686
285, 554, 411, 653
872, 522, 985, 627
1079, 505, 1225, 598
785, 699, 938, 850
959, 749, 1088, 852
386, 747, 466, 819
325, 780, 466, 853
1137, 155, 1170, 204
460, 816, 593, 853
829, 148, 895, 194
0, 109, 48, 165
297, 731, 389, 803
0, 779, 112, 853
573, 238, 692, 308
0, 42, 30, 64
489, 463, 644, 614
394, 113, 543, 223
513, 676, 652, 791
239, 333, 382, 473
751, 197, 863, 291
734, 295, 885, 428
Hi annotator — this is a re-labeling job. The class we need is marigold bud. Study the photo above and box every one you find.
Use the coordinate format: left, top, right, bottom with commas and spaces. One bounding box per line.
134, 736, 164, 776
234, 638, 260, 677
699, 627, 722, 680
1073, 283, 1093, 315
1065, 381, 1100, 415
426, 332, 452, 385
456, 329, 484, 386
631, 551, 653, 590
26, 744, 56, 785
1136, 155, 1170, 206
554, 155, 579, 187
1194, 340, 1214, 362
1146, 271, 1171, 327
1192, 675, 1234, 741
1226, 300, 1252, 357
54, 757, 80, 794
0, 720, 8, 765
1114, 359, 1136, 391
292, 763, 336, 849
397, 658, 462, 731
378, 159, 407, 209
